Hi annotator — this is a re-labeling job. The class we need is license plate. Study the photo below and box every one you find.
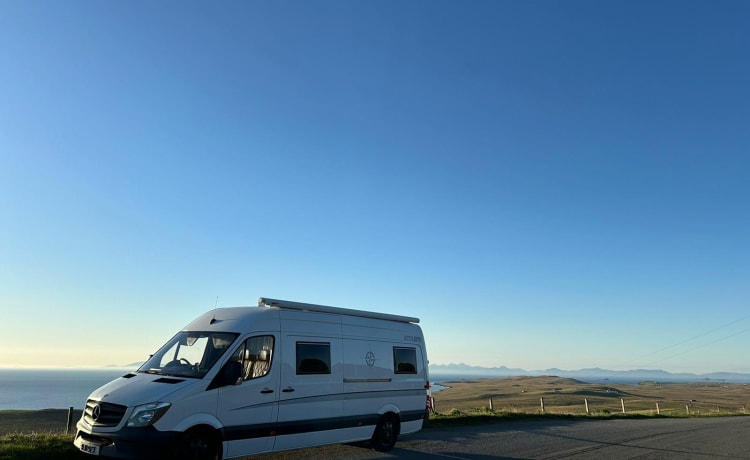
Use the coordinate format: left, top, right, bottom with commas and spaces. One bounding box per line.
74, 436, 100, 456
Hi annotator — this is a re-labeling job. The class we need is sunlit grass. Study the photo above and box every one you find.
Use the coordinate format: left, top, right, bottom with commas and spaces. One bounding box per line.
427, 405, 749, 428
0, 433, 85, 460
432, 376, 750, 417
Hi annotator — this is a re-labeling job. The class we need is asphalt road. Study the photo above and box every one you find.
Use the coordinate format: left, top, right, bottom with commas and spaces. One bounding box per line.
251, 417, 750, 459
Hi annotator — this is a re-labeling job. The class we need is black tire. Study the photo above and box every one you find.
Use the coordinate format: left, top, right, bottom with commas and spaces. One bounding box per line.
174, 427, 221, 460
370, 414, 399, 452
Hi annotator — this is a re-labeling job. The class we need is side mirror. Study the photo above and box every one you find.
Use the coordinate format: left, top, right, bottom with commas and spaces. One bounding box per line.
207, 360, 243, 391
226, 361, 242, 385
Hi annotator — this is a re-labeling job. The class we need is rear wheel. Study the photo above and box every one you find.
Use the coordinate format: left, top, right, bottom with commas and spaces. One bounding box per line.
370, 414, 399, 452
174, 427, 220, 460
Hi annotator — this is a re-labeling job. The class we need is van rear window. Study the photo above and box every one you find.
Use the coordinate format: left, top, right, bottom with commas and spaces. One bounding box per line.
393, 347, 418, 374
296, 342, 331, 374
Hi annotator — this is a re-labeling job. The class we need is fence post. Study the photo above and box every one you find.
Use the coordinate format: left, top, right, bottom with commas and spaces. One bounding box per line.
489, 398, 493, 411
621, 399, 626, 414
66, 407, 74, 434
584, 398, 589, 415
431, 397, 436, 413
656, 402, 660, 415
540, 398, 545, 413
686, 405, 690, 415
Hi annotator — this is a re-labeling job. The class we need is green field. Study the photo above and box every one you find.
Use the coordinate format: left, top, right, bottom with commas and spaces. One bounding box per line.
0, 410, 85, 460
0, 410, 81, 437
433, 375, 750, 416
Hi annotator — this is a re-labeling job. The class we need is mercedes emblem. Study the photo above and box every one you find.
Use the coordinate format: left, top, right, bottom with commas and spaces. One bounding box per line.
91, 404, 101, 422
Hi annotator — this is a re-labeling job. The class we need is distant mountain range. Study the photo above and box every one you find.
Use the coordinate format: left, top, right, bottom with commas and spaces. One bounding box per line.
429, 363, 750, 383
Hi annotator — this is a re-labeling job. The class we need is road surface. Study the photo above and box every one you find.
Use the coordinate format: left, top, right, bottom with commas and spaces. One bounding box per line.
251, 417, 750, 459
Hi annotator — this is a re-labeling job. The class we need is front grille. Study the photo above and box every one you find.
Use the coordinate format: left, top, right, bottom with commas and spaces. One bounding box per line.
84, 399, 127, 427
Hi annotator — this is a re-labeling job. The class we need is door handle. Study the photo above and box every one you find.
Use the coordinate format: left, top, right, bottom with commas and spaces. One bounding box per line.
282, 387, 295, 393
260, 388, 274, 394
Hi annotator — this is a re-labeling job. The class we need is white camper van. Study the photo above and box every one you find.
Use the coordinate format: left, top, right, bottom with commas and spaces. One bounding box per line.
74, 298, 430, 459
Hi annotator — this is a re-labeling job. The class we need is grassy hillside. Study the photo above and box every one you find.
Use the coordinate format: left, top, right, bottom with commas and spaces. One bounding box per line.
0, 410, 81, 436
432, 375, 750, 415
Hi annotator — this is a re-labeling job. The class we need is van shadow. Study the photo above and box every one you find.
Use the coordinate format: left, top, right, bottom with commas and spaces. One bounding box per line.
389, 448, 526, 460
252, 418, 588, 460
379, 417, 583, 460
341, 420, 569, 459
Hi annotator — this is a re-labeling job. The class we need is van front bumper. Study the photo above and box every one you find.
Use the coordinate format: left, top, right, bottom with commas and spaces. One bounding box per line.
74, 425, 181, 460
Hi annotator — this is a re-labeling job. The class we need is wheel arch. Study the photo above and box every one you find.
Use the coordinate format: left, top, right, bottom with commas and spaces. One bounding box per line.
175, 424, 223, 460
172, 413, 223, 433
377, 403, 400, 416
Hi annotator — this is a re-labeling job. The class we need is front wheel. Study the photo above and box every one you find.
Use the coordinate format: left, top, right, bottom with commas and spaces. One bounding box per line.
174, 427, 221, 460
371, 414, 399, 452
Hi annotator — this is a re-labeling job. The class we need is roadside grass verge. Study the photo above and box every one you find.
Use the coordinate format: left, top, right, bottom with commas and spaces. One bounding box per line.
426, 407, 749, 428
0, 433, 85, 460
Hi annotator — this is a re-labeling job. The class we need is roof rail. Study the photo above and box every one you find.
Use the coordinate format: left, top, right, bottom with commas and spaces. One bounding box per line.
257, 297, 420, 324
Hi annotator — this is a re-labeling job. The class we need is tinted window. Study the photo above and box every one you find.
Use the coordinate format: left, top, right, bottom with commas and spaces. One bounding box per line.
296, 342, 331, 374
393, 347, 418, 374
228, 335, 275, 381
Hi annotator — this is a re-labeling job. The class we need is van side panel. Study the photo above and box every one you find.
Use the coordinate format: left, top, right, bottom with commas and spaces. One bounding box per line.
274, 311, 344, 451
340, 338, 427, 421
341, 317, 428, 434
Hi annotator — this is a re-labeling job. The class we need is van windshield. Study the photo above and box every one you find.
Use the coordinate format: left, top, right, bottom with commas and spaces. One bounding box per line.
138, 331, 239, 379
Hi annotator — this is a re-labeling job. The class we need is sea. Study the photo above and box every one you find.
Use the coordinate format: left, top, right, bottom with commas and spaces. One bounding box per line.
0, 368, 135, 410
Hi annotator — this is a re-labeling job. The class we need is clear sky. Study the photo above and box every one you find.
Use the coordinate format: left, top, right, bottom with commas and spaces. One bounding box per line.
1, 1, 749, 374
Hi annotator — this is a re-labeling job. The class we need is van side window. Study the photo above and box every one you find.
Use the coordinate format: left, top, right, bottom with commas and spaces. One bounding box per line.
229, 335, 275, 381
393, 347, 418, 374
296, 342, 331, 375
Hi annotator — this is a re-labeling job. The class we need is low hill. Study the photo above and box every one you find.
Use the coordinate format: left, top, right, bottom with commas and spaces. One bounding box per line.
429, 363, 750, 383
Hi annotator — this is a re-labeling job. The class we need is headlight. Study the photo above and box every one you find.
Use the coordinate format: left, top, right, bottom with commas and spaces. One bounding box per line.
127, 402, 171, 427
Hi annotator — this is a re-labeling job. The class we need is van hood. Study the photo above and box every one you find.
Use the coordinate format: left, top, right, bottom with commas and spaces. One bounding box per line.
87, 372, 202, 407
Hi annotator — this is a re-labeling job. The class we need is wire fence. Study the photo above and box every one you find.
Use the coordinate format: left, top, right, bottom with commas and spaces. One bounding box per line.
430, 395, 749, 416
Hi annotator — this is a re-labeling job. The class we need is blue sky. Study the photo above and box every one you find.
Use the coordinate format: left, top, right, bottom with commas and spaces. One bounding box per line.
1, 1, 749, 373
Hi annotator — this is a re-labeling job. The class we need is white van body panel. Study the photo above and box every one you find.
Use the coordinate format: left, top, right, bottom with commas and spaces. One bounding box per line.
218, 329, 280, 457
86, 374, 193, 409
74, 298, 429, 460
170, 412, 222, 432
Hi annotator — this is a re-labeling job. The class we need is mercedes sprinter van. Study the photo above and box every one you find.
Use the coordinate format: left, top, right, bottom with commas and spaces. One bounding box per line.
74, 297, 430, 459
